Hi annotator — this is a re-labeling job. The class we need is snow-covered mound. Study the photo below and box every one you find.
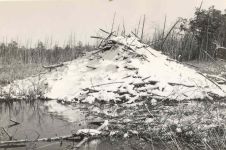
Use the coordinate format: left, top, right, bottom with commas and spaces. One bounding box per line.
1, 36, 226, 103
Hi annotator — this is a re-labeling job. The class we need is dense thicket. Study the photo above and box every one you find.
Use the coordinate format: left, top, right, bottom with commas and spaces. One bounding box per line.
152, 6, 226, 61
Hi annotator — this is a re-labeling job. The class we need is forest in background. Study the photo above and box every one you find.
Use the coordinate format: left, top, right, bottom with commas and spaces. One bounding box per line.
152, 6, 226, 61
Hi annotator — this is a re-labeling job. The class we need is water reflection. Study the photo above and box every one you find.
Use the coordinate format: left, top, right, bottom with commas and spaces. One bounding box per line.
0, 100, 142, 150
0, 100, 82, 150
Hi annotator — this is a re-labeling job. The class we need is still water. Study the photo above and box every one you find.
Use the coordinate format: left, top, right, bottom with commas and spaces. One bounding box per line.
0, 100, 128, 150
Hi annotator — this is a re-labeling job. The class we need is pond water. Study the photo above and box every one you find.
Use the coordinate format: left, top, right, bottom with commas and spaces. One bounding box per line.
0, 100, 128, 150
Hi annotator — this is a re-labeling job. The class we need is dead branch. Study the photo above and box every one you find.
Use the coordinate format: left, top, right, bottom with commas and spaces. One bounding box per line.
82, 88, 99, 93
134, 80, 195, 88
92, 44, 113, 55
90, 36, 105, 40
161, 19, 181, 49
144, 103, 154, 117
10, 119, 20, 125
99, 28, 116, 37
42, 63, 64, 71
0, 134, 81, 145
144, 47, 157, 57
8, 119, 20, 128
198, 72, 225, 92
92, 82, 124, 87
2, 127, 12, 140
98, 31, 115, 49
168, 82, 195, 87
0, 144, 26, 149
74, 120, 108, 149
131, 31, 140, 39
0, 121, 108, 147
86, 66, 97, 70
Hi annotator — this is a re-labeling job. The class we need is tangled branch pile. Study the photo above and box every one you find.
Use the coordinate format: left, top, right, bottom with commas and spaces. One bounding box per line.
1, 30, 226, 102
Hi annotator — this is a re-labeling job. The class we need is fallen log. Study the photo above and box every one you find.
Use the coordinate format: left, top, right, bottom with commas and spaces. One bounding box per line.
0, 134, 81, 145
42, 63, 64, 71
0, 144, 26, 149
0, 121, 108, 148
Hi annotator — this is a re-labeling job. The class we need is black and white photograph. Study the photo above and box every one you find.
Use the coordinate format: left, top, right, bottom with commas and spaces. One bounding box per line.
0, 0, 226, 149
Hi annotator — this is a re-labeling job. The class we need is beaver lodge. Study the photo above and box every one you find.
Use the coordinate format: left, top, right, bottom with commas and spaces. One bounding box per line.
1, 31, 226, 149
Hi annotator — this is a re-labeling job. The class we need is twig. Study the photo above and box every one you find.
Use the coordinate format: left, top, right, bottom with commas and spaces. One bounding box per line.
142, 76, 151, 81
144, 103, 154, 117
10, 119, 20, 125
92, 82, 124, 88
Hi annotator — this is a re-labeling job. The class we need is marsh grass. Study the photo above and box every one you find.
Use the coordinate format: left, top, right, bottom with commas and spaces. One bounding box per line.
0, 63, 43, 86
151, 27, 200, 61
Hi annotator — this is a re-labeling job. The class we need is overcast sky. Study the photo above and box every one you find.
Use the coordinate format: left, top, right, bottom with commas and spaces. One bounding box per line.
0, 0, 225, 47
